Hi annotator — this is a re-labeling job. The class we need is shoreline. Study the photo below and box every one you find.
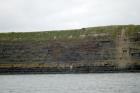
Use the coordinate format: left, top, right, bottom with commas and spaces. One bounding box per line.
0, 67, 139, 75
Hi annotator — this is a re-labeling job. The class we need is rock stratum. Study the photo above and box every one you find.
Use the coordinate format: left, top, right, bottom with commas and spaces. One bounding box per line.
0, 25, 140, 74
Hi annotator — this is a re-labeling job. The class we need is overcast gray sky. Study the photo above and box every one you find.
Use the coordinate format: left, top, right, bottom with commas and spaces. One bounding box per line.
0, 0, 140, 32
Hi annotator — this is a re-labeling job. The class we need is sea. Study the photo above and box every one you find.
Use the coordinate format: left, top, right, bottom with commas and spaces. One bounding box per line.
0, 73, 139, 93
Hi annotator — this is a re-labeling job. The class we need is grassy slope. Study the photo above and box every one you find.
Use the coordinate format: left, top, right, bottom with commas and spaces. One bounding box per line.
0, 25, 133, 42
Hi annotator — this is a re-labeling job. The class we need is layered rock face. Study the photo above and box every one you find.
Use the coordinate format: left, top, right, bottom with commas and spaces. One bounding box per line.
0, 38, 116, 64
0, 25, 140, 74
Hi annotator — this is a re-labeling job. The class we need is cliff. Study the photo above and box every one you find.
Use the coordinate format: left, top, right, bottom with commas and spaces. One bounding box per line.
0, 25, 140, 74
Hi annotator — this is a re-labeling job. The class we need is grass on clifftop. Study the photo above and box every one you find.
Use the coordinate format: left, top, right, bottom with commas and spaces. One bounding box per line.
0, 25, 139, 42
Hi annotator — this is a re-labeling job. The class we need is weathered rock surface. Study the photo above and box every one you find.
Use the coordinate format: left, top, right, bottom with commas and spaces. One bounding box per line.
0, 25, 140, 74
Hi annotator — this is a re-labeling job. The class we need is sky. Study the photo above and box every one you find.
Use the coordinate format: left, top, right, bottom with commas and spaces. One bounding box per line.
0, 0, 140, 32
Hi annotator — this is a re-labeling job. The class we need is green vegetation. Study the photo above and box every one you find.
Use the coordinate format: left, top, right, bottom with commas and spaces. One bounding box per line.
125, 25, 140, 36
0, 25, 140, 42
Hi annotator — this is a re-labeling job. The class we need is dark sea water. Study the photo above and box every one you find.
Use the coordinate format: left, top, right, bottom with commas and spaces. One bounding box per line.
0, 73, 139, 93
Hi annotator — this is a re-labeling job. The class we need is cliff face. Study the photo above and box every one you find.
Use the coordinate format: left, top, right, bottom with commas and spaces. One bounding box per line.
0, 37, 116, 63
0, 25, 140, 73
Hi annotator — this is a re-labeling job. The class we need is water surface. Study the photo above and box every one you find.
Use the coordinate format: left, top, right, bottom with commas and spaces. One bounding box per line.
0, 73, 139, 93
